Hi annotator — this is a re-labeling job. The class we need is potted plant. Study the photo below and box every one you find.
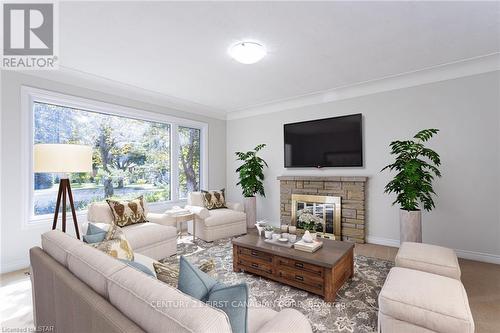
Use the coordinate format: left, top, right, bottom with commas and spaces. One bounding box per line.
381, 129, 442, 243
236, 144, 268, 228
264, 225, 274, 239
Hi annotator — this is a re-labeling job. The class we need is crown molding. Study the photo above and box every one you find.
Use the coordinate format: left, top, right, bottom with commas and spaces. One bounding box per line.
24, 66, 228, 120
227, 53, 500, 120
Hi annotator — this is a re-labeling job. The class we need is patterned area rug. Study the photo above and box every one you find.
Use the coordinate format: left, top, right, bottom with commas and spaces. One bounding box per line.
162, 237, 393, 333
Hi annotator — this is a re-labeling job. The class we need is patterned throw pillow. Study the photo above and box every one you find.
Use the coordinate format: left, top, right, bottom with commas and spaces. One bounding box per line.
90, 224, 134, 261
106, 196, 147, 227
154, 258, 216, 288
201, 189, 227, 210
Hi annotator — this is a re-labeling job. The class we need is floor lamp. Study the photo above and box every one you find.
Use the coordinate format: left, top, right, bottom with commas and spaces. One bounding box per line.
34, 144, 93, 240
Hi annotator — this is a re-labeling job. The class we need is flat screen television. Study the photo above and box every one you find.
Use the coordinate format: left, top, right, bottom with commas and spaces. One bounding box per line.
284, 114, 363, 168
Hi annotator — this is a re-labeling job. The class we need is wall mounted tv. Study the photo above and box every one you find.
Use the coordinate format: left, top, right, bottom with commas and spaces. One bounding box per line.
284, 113, 363, 168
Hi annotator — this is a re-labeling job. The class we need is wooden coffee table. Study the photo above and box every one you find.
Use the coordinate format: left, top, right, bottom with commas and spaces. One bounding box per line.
232, 233, 354, 302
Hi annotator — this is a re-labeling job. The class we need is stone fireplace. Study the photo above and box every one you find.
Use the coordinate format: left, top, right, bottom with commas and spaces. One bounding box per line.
278, 176, 367, 243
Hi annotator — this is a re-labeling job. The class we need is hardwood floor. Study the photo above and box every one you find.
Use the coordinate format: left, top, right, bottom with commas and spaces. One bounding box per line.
1, 242, 499, 332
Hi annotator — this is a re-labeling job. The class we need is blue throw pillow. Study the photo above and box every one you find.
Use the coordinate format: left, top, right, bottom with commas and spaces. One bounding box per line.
119, 259, 155, 277
83, 232, 106, 244
87, 223, 107, 235
207, 282, 249, 333
83, 223, 108, 244
178, 256, 249, 333
178, 256, 218, 301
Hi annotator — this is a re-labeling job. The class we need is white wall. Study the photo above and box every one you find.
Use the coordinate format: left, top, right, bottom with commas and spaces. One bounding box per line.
226, 72, 500, 262
0, 70, 226, 273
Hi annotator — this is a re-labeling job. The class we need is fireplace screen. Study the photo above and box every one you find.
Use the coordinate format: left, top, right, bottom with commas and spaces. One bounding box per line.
291, 194, 341, 240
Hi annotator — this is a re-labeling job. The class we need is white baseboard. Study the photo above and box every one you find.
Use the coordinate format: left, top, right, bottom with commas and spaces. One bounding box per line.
1, 258, 29, 274
454, 249, 500, 265
366, 236, 400, 248
366, 235, 500, 265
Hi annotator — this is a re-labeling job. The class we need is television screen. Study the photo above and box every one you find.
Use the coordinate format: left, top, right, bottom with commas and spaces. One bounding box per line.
284, 114, 363, 167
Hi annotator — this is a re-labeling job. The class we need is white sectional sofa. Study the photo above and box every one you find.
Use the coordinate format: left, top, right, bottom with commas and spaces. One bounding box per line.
30, 230, 313, 333
186, 192, 247, 241
86, 202, 177, 260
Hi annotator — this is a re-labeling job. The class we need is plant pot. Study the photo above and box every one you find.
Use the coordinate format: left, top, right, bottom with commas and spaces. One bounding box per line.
244, 196, 256, 228
264, 230, 273, 239
399, 209, 422, 243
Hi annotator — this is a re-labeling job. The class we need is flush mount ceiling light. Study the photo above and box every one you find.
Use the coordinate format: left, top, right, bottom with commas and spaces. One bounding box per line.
229, 41, 267, 64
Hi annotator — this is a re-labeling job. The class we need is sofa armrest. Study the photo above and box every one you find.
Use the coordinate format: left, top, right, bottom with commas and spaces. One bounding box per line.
226, 202, 244, 212
147, 213, 176, 226
256, 309, 312, 333
185, 205, 210, 219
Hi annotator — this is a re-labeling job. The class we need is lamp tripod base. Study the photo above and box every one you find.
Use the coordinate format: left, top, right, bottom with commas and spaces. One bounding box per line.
52, 178, 81, 240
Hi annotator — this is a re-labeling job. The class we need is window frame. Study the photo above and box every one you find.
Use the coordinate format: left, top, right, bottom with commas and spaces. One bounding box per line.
21, 86, 208, 227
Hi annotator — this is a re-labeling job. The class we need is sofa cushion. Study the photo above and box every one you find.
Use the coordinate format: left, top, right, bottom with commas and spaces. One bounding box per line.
379, 267, 474, 333
204, 209, 246, 227
121, 222, 176, 250
247, 308, 277, 333
87, 202, 115, 224
119, 259, 155, 277
67, 242, 127, 298
396, 242, 461, 280
107, 265, 232, 333
188, 191, 205, 207
41, 230, 84, 267
107, 196, 148, 227
252, 308, 313, 333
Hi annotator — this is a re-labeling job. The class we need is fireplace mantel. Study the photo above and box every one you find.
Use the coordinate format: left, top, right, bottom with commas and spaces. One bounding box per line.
278, 175, 367, 243
277, 175, 367, 182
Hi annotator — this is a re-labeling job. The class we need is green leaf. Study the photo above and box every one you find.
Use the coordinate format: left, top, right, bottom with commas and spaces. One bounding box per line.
235, 144, 268, 197
381, 129, 441, 211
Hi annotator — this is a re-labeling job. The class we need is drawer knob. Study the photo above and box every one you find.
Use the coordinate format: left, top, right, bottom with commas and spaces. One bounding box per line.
251, 263, 258, 268
295, 262, 304, 268
251, 251, 257, 256
295, 275, 304, 281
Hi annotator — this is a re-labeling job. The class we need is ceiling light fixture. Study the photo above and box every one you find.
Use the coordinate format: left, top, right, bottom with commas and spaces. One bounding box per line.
229, 41, 267, 64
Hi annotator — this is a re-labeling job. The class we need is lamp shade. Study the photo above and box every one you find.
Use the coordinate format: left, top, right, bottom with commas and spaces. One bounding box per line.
34, 144, 93, 173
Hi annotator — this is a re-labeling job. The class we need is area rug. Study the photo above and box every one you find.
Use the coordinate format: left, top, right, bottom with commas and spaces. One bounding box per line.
162, 237, 393, 333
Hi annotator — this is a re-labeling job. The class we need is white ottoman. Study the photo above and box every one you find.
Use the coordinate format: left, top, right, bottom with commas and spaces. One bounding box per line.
378, 267, 474, 333
396, 242, 461, 280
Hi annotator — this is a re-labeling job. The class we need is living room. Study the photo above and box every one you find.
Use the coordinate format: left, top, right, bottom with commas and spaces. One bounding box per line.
1, 1, 499, 333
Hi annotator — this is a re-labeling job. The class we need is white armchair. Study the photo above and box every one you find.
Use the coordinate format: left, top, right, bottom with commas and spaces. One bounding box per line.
86, 202, 177, 260
186, 192, 247, 241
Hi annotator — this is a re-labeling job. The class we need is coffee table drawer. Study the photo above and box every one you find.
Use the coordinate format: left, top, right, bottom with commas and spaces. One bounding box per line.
238, 258, 273, 275
277, 256, 323, 277
238, 247, 273, 263
277, 268, 323, 292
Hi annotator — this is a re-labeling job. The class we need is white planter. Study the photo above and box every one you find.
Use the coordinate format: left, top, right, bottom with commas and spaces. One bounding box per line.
264, 230, 273, 239
244, 196, 257, 228
400, 209, 422, 243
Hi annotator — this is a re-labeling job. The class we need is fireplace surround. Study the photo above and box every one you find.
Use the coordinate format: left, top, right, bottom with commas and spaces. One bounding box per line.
291, 194, 341, 240
278, 176, 367, 243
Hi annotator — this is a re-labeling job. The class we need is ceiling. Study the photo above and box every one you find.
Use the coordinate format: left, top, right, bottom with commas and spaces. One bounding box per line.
59, 1, 500, 114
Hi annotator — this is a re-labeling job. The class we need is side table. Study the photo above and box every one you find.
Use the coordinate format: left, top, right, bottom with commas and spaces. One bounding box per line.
172, 213, 196, 242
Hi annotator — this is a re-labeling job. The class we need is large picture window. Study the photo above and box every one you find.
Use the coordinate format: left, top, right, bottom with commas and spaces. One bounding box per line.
26, 88, 207, 220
